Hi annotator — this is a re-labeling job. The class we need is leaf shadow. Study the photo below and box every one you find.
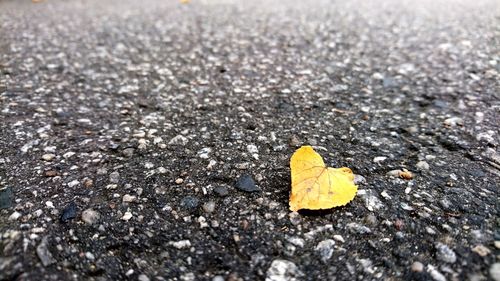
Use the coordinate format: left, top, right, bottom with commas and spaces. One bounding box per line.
297, 208, 337, 217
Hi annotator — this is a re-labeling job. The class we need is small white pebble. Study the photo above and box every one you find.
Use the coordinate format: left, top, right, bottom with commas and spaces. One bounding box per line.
121, 212, 133, 221
63, 152, 75, 159
41, 154, 55, 161
81, 209, 100, 225
202, 201, 216, 213
9, 211, 22, 221
45, 201, 55, 208
380, 190, 391, 199
32, 227, 45, 233
444, 117, 463, 127
67, 180, 80, 188
490, 263, 500, 281
247, 144, 258, 154
333, 235, 345, 243
207, 160, 217, 170
197, 147, 212, 159
416, 161, 430, 170
212, 276, 225, 281
411, 261, 424, 272
169, 240, 191, 249
427, 264, 446, 281
43, 146, 56, 153
197, 216, 208, 228
122, 194, 136, 203
373, 156, 387, 163
153, 137, 163, 144
387, 170, 402, 177
426, 227, 436, 235
85, 252, 95, 260
133, 131, 146, 138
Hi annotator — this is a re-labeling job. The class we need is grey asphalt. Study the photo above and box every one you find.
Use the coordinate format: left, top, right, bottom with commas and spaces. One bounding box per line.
1, 0, 499, 280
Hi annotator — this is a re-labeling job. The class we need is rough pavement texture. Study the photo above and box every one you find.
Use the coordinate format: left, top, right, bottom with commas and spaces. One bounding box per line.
1, 0, 499, 280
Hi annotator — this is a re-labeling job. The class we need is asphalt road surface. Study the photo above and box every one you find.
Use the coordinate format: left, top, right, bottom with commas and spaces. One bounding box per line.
1, 0, 499, 280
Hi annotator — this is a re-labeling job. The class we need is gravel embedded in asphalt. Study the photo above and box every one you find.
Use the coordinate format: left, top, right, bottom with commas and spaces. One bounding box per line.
0, 0, 499, 280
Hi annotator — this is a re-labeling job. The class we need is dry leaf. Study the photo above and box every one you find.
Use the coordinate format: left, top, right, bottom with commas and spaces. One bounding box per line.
289, 146, 357, 211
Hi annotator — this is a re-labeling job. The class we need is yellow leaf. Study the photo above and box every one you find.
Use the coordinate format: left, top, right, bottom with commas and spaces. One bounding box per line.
289, 146, 357, 211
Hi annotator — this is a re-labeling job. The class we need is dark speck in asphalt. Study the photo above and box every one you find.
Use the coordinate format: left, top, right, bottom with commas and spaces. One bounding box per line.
180, 196, 199, 210
235, 174, 260, 192
60, 202, 77, 223
0, 186, 13, 209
